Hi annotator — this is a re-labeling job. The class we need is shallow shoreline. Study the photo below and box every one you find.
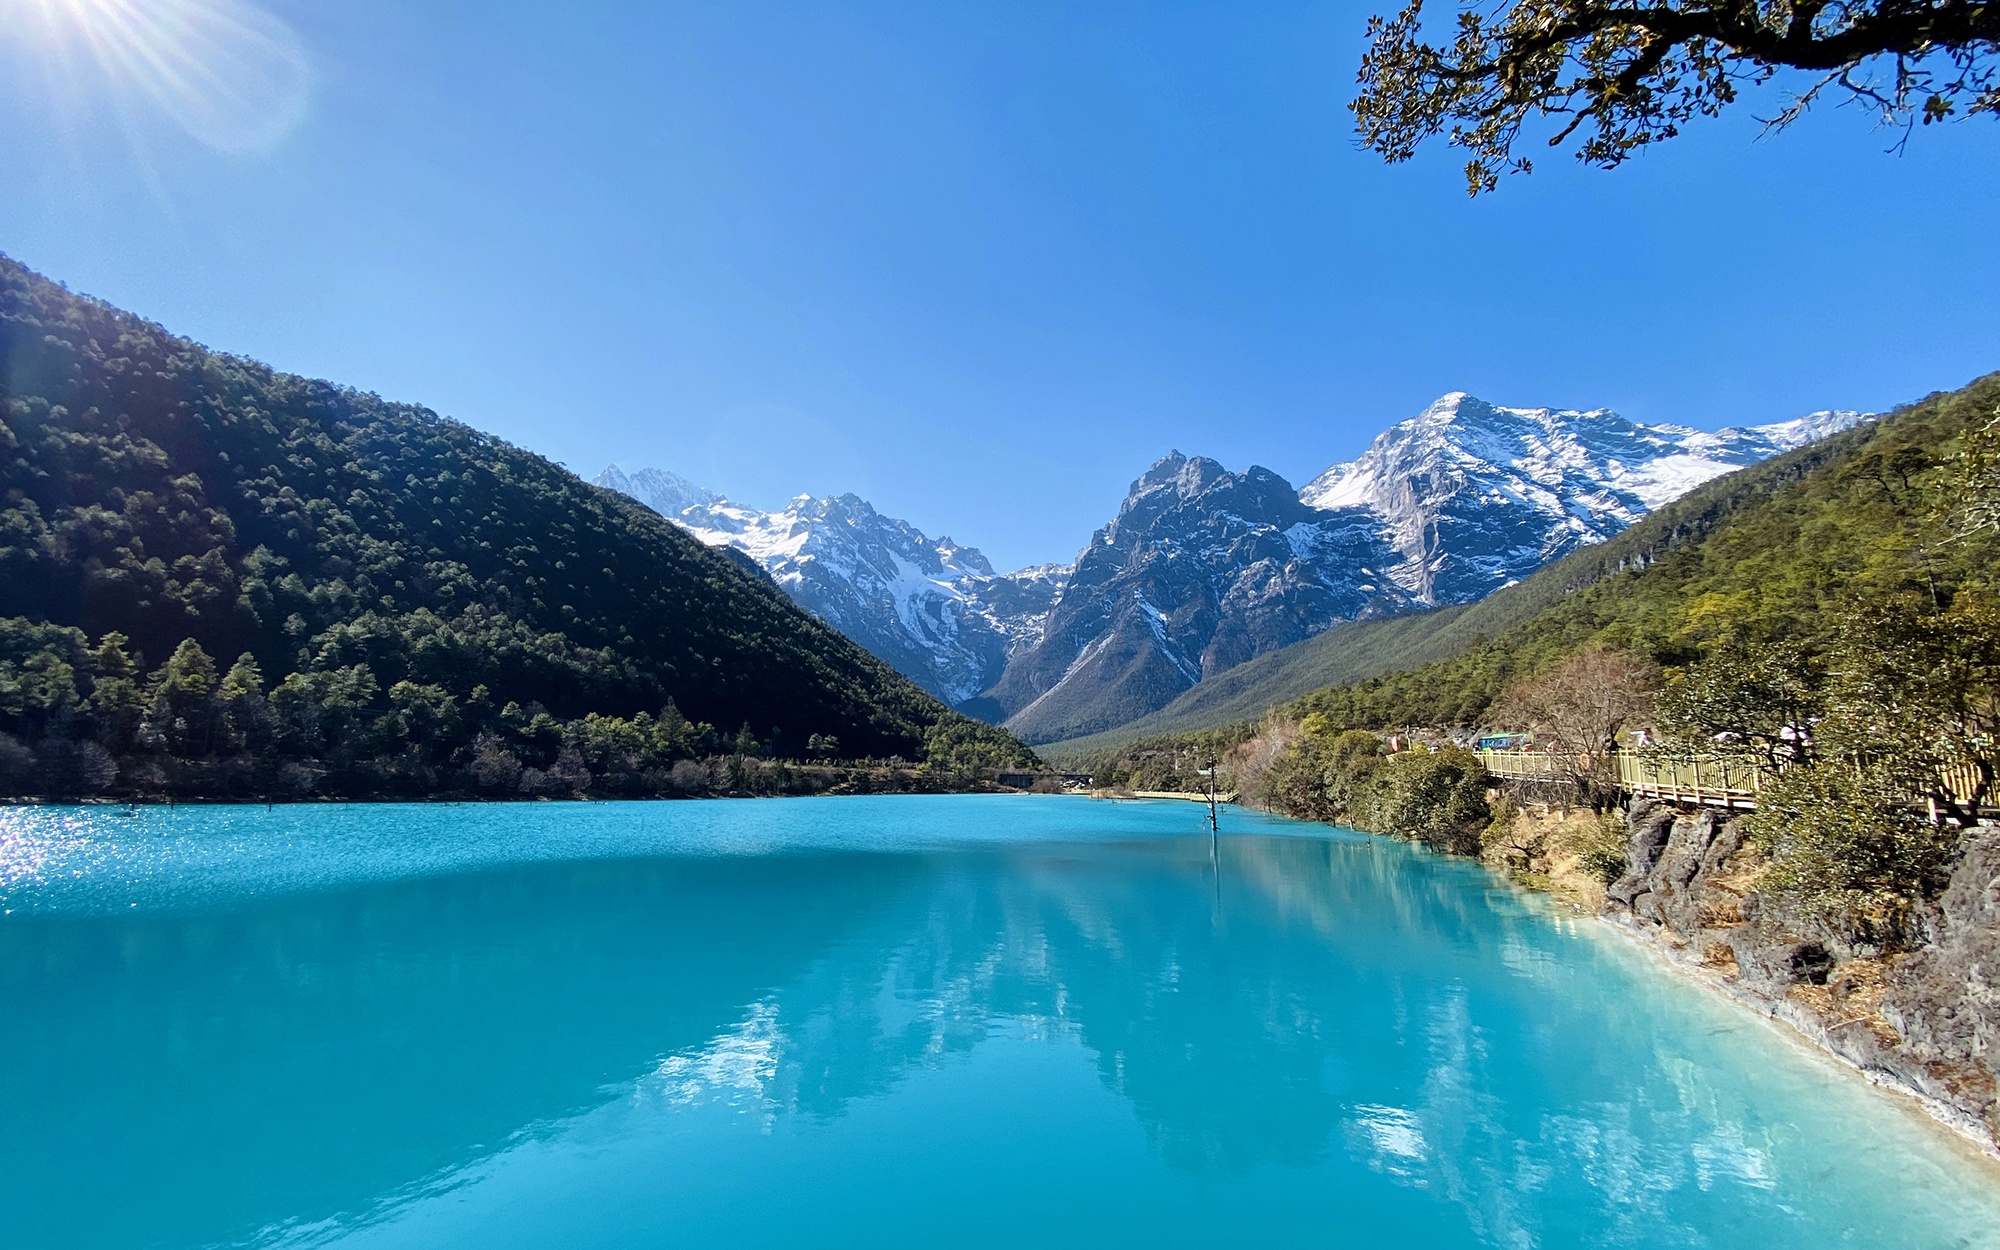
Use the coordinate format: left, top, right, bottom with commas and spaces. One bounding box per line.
1264, 796, 2000, 1171
0, 780, 1022, 807
1587, 908, 2000, 1169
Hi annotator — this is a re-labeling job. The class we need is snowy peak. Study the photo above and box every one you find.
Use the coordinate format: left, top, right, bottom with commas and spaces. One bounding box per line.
595, 464, 720, 517
1769, 409, 1874, 445
1303, 393, 1869, 509
1298, 393, 1870, 604
985, 456, 1413, 743
1678, 409, 1871, 461
1307, 394, 1673, 511
681, 492, 997, 585
593, 466, 1061, 706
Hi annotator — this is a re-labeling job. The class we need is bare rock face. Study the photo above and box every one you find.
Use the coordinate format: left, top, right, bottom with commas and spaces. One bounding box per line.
1880, 827, 2000, 1142
1604, 803, 1676, 908
981, 453, 1413, 744
1607, 805, 1745, 936
1602, 801, 2000, 1152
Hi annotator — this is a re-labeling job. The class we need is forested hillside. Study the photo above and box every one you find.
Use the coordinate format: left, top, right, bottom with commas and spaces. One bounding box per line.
1067, 371, 1999, 949
1283, 373, 1997, 732
1052, 376, 1989, 755
0, 255, 1032, 798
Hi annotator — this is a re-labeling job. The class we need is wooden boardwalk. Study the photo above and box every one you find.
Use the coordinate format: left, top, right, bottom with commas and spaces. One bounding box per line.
1476, 749, 1988, 814
1477, 749, 1767, 810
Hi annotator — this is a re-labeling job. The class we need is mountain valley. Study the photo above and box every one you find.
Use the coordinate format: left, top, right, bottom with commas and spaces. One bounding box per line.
0, 253, 1032, 799
604, 396, 1868, 742
589, 474, 1071, 707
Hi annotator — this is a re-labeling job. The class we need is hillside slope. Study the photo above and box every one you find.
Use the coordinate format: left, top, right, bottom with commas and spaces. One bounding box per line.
0, 254, 1028, 793
1045, 373, 1995, 758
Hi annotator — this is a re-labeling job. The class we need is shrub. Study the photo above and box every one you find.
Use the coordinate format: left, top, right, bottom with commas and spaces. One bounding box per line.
1558, 812, 1631, 886
1372, 745, 1492, 856
1745, 762, 1958, 943
36, 738, 117, 797
0, 732, 34, 794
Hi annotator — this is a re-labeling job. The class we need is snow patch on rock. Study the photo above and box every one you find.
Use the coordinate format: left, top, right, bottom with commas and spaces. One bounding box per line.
1299, 394, 1870, 604
594, 471, 1067, 708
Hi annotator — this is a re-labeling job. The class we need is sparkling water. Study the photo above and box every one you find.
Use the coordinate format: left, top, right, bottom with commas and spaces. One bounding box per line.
2, 795, 1995, 1248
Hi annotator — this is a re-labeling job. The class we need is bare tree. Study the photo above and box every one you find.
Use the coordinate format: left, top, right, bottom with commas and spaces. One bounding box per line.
1353, 0, 2000, 194
1491, 647, 1661, 802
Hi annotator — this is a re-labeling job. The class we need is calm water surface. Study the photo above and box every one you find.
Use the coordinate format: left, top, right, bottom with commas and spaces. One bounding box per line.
2, 795, 1996, 1249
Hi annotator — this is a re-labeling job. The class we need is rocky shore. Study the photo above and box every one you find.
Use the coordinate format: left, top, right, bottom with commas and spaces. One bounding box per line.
1600, 799, 2000, 1156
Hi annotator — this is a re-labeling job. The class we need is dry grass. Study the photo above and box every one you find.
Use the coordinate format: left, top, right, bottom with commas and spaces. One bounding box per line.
1482, 804, 1620, 912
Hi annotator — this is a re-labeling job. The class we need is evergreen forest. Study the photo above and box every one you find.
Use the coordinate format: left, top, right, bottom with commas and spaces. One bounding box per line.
1283, 373, 2000, 732
0, 255, 1034, 800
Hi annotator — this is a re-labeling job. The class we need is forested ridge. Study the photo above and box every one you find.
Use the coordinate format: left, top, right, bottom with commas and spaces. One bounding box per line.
1071, 370, 2000, 944
0, 254, 1033, 799
1282, 372, 1999, 732
1048, 397, 1932, 756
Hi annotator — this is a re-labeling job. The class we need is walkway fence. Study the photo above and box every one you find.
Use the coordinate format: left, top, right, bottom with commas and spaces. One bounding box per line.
1475, 749, 1989, 814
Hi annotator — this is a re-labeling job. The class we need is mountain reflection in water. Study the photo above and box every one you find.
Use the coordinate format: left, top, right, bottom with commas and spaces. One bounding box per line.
2, 797, 1995, 1250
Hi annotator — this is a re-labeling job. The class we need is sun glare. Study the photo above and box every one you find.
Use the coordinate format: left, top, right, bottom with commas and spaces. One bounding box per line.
3, 0, 311, 153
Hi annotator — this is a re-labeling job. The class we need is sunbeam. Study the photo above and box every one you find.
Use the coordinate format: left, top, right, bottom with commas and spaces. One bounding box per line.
2, 0, 311, 153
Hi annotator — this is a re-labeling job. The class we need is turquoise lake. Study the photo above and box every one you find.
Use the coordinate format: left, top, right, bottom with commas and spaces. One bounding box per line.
3, 794, 1997, 1249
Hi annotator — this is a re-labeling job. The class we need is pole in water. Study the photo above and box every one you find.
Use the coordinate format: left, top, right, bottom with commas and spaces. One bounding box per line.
1202, 757, 1219, 858
1201, 757, 1222, 915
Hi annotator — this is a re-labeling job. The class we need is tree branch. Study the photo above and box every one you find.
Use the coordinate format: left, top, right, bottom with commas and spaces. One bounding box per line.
1355, 0, 2000, 193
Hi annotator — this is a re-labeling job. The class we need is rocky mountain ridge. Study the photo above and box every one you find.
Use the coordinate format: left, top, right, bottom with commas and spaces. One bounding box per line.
1300, 393, 1870, 604
591, 470, 1068, 705
977, 452, 1416, 742
601, 394, 1869, 740
593, 465, 721, 517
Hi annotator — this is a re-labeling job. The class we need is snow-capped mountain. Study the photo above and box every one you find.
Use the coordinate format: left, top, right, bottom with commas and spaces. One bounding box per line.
981, 394, 1871, 742
593, 470, 1066, 706
980, 453, 1414, 743
1298, 394, 1871, 603
595, 464, 721, 517
598, 394, 1868, 742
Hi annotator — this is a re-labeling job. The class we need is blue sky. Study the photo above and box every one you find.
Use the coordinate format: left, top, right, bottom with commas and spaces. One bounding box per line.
2, 0, 1996, 570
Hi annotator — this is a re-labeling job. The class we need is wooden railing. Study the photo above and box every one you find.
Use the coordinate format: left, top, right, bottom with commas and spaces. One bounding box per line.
1613, 753, 1768, 810
1476, 749, 1989, 814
